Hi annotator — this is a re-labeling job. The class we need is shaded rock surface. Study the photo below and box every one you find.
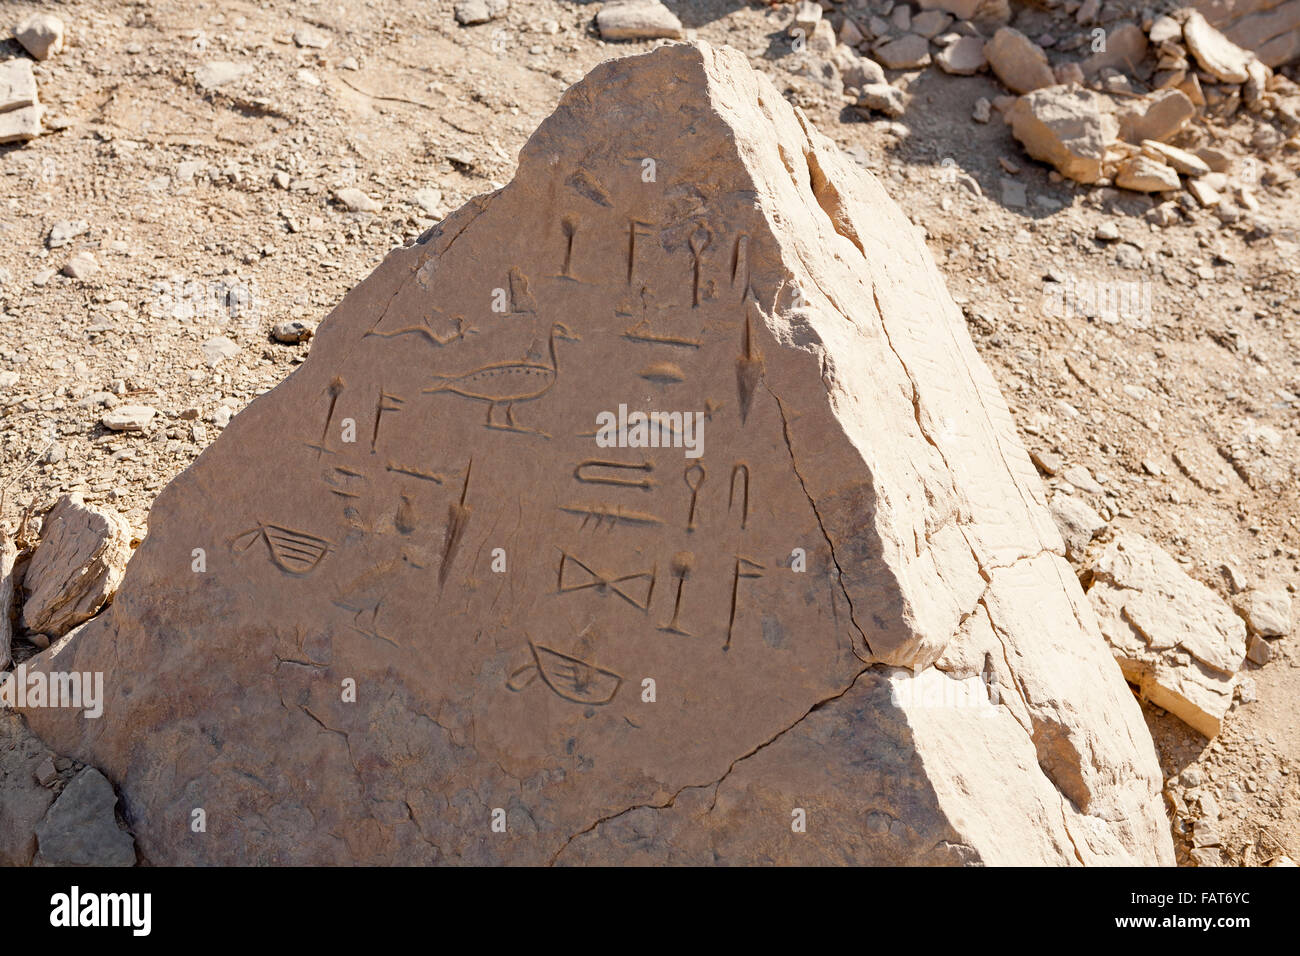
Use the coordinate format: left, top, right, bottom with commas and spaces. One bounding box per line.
18, 42, 1172, 867
34, 767, 136, 866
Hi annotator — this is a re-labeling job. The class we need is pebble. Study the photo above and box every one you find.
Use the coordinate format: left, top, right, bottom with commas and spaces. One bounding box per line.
1094, 221, 1120, 242
292, 26, 331, 49
272, 320, 315, 344
1246, 634, 1272, 666
1236, 676, 1257, 704
47, 220, 89, 249
972, 97, 991, 123
455, 0, 509, 27
62, 252, 99, 281
1031, 449, 1063, 476
1061, 464, 1103, 494
200, 337, 240, 368
15, 12, 65, 60
334, 187, 381, 213
195, 61, 253, 91
102, 405, 156, 432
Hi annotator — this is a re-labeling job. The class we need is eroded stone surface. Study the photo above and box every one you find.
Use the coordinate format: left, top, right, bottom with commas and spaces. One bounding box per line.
1088, 533, 1246, 738
20, 494, 132, 638
18, 42, 1172, 866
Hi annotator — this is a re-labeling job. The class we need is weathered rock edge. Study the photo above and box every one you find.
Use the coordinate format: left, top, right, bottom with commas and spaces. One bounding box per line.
17, 42, 1173, 866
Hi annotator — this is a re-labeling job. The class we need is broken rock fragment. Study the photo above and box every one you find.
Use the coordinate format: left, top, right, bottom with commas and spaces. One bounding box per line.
34, 768, 136, 867
0, 57, 41, 144
20, 494, 131, 638
1088, 534, 1247, 738
14, 13, 64, 61
984, 27, 1055, 93
17, 42, 1173, 867
1116, 155, 1181, 192
1183, 10, 1253, 83
1008, 86, 1118, 184
596, 0, 684, 41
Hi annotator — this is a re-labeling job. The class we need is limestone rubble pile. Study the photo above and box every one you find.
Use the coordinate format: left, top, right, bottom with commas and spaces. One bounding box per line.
17, 42, 1173, 866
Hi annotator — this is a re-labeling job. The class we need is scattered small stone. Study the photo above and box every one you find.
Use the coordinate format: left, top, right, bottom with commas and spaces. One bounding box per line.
1050, 493, 1106, 563
1061, 463, 1103, 494
1031, 449, 1062, 476
15, 13, 65, 61
195, 61, 253, 91
1117, 90, 1195, 144
1245, 633, 1272, 666
101, 405, 156, 432
1089, 533, 1247, 738
857, 83, 906, 117
835, 48, 886, 89
1116, 155, 1180, 193
1236, 676, 1257, 704
984, 27, 1054, 94
1095, 221, 1120, 242
1141, 140, 1210, 177
972, 97, 992, 123
1007, 87, 1117, 184
911, 10, 953, 39
272, 320, 315, 344
201, 336, 240, 367
874, 34, 932, 70
334, 187, 381, 213
47, 219, 88, 249
454, 0, 509, 26
1180, 766, 1204, 787
1239, 590, 1291, 638
34, 756, 58, 788
62, 252, 99, 281
1187, 177, 1221, 207
412, 187, 444, 218
936, 35, 986, 75
1182, 11, 1251, 84
595, 0, 682, 41
292, 26, 331, 49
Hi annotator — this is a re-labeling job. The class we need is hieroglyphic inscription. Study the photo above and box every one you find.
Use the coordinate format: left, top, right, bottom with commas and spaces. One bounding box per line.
727, 555, 766, 650
233, 523, 333, 576
558, 551, 657, 610
507, 640, 623, 706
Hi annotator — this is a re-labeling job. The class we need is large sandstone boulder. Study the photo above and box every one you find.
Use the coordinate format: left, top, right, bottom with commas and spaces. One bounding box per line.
17, 42, 1173, 866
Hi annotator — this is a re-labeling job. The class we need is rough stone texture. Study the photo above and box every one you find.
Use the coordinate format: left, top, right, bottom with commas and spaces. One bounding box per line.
918, 0, 1010, 23
1141, 140, 1211, 177
1008, 86, 1119, 184
834, 47, 886, 89
0, 713, 57, 865
1116, 155, 1181, 192
596, 0, 684, 41
1, 527, 16, 671
1049, 494, 1105, 563
1238, 589, 1291, 637
1116, 90, 1196, 144
20, 494, 132, 638
1081, 23, 1149, 76
14, 13, 65, 61
454, 0, 509, 27
874, 34, 932, 70
936, 36, 987, 75
0, 57, 41, 144
34, 767, 136, 867
1196, 0, 1300, 67
0, 57, 38, 112
985, 27, 1055, 94
1183, 10, 1254, 81
1088, 534, 1247, 738
19, 42, 1172, 866
858, 83, 907, 117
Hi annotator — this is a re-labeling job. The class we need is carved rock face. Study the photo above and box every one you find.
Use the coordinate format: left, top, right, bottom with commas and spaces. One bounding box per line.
19, 43, 1173, 866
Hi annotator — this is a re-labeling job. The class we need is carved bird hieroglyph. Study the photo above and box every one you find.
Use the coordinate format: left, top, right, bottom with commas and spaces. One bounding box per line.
421, 322, 580, 438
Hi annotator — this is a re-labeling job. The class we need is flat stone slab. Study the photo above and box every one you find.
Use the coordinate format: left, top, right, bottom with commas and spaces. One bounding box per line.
18, 42, 1173, 867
